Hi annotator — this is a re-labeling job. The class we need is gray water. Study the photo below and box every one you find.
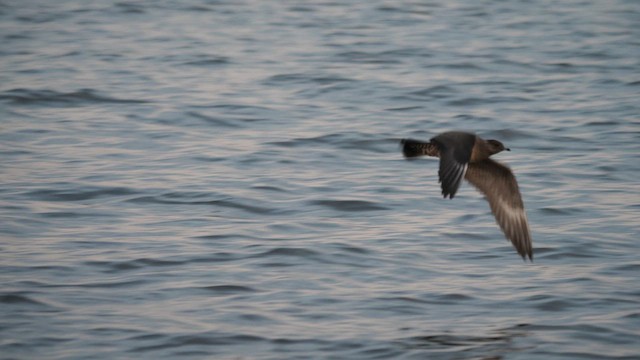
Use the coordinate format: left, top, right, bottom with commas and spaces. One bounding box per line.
1, 1, 639, 359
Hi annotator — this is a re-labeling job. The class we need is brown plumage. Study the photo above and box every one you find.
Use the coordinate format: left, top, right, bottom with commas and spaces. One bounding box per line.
401, 131, 532, 261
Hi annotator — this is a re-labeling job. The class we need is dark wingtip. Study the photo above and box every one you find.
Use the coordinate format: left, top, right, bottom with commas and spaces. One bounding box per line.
441, 189, 455, 199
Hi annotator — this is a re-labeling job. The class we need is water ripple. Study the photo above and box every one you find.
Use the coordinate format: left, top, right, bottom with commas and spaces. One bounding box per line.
0, 88, 149, 106
200, 285, 259, 295
310, 199, 388, 212
25, 186, 138, 202
129, 333, 266, 352
128, 195, 283, 215
1, 293, 48, 306
2, 0, 639, 359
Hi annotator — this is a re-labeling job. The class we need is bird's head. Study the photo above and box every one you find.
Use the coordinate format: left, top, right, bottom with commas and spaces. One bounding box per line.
486, 139, 510, 154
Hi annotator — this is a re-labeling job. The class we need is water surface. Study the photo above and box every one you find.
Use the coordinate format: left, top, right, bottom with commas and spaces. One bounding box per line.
1, 1, 639, 359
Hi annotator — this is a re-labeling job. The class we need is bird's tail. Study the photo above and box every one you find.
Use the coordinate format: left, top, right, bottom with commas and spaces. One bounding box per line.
401, 139, 439, 158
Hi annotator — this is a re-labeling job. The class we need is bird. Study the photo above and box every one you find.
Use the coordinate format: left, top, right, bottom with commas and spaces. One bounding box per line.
400, 131, 532, 261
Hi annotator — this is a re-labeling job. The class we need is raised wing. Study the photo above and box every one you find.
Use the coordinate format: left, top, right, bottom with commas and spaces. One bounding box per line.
431, 132, 475, 199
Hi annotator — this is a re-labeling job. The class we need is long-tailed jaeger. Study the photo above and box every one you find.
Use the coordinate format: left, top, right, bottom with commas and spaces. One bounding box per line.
401, 131, 533, 261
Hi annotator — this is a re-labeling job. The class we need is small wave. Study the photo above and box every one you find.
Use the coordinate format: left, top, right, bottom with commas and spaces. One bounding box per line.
435, 293, 474, 302
0, 293, 46, 305
0, 88, 149, 106
585, 120, 621, 127
4, 32, 32, 41
623, 312, 640, 320
128, 195, 280, 215
200, 285, 259, 295
38, 211, 109, 218
192, 155, 227, 162
444, 231, 488, 240
182, 5, 213, 12
0, 149, 34, 157
384, 105, 424, 112
399, 330, 521, 354
455, 214, 481, 222
251, 184, 288, 192
114, 2, 145, 14
375, 296, 431, 305
85, 258, 185, 273
254, 247, 321, 258
204, 103, 278, 116
268, 132, 388, 153
492, 58, 537, 70
74, 280, 148, 289
181, 56, 230, 67
26, 186, 137, 202
516, 323, 609, 333
376, 6, 431, 17
0, 293, 62, 313
541, 249, 599, 260
192, 234, 244, 240
189, 252, 247, 264
251, 247, 326, 267
186, 111, 241, 128
429, 62, 485, 70
447, 96, 532, 107
334, 50, 403, 64
129, 333, 266, 352
535, 299, 574, 312
606, 263, 640, 272
311, 199, 388, 212
406, 85, 457, 100
21, 279, 146, 289
264, 73, 355, 86
333, 243, 371, 254
539, 207, 586, 215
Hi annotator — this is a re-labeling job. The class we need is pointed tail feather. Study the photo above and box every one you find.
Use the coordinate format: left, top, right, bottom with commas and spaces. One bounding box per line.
401, 139, 439, 158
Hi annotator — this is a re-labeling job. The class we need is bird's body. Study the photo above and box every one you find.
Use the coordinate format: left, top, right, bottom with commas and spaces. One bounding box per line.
401, 131, 533, 261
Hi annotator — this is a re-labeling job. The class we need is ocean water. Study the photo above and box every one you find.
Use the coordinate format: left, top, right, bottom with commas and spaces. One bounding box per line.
1, 1, 639, 359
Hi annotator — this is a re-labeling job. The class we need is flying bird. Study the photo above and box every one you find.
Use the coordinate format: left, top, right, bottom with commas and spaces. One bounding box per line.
401, 131, 532, 261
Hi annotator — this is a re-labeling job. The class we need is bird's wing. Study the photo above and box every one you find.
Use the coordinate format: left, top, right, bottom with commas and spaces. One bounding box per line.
464, 159, 533, 260
431, 132, 475, 199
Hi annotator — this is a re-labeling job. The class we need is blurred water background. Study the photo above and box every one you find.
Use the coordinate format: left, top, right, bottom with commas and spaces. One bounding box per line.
1, 1, 639, 359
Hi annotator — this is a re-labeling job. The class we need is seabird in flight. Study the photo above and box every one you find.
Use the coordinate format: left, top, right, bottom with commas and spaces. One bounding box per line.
401, 131, 533, 261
